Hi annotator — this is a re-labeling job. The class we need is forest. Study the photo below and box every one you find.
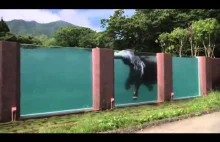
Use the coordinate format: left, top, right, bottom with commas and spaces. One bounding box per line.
1, 9, 220, 57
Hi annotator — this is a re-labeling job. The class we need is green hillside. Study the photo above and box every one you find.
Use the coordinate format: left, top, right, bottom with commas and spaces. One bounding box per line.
6, 20, 76, 37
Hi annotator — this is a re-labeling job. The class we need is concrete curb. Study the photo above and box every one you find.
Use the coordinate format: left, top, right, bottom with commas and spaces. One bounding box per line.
100, 108, 220, 133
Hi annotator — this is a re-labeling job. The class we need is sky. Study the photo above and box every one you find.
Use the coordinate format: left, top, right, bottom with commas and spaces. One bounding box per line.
0, 9, 135, 32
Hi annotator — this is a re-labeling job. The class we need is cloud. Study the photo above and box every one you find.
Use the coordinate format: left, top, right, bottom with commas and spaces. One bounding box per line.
0, 10, 61, 23
0, 9, 135, 32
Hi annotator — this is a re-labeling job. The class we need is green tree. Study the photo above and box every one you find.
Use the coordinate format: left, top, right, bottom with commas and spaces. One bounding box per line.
157, 18, 220, 57
102, 9, 180, 52
170, 28, 188, 57
101, 9, 145, 51
54, 27, 82, 47
43, 38, 57, 47
101, 9, 220, 55
95, 31, 114, 48
35, 34, 48, 45
53, 26, 97, 48
16, 34, 42, 45
191, 18, 220, 57
78, 33, 97, 48
0, 17, 17, 42
0, 17, 10, 33
0, 32, 17, 41
156, 33, 172, 53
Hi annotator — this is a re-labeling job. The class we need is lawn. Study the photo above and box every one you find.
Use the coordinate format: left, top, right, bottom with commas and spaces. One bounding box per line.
1, 91, 220, 133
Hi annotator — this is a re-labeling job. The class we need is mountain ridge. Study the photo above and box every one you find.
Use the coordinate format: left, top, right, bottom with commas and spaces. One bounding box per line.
6, 19, 76, 37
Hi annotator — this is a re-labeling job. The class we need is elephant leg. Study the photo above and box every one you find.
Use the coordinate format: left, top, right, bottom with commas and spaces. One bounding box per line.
125, 77, 131, 90
133, 82, 141, 100
125, 69, 134, 90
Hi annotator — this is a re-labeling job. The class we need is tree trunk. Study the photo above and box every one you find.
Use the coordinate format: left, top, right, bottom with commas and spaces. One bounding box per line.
203, 41, 208, 57
208, 34, 211, 57
211, 44, 216, 58
179, 40, 183, 57
190, 39, 193, 57
193, 42, 198, 57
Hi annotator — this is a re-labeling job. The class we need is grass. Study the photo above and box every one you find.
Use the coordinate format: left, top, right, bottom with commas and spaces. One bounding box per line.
1, 91, 220, 133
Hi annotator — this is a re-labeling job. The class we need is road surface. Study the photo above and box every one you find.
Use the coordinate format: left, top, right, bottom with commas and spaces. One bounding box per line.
136, 112, 220, 133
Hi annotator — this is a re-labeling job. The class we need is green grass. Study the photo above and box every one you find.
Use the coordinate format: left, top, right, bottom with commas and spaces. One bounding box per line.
1, 91, 220, 133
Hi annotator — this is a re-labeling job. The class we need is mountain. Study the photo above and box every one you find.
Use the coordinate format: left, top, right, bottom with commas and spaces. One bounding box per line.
6, 20, 76, 37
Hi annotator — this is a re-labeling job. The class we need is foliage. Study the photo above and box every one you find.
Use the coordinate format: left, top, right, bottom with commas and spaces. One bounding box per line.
0, 32, 17, 41
35, 34, 48, 43
157, 28, 189, 56
16, 34, 42, 45
54, 26, 97, 48
0, 18, 10, 33
101, 9, 220, 56
0, 18, 18, 42
78, 33, 97, 48
191, 18, 220, 57
95, 31, 114, 48
43, 38, 57, 47
156, 18, 220, 57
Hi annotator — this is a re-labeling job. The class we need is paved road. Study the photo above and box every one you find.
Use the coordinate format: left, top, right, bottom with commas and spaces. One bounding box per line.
136, 112, 220, 133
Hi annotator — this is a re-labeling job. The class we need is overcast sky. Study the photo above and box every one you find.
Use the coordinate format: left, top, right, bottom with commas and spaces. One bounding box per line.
0, 9, 135, 32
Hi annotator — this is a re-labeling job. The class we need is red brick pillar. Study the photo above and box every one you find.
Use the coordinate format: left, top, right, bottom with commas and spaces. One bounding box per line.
92, 48, 114, 111
0, 41, 20, 122
157, 53, 173, 103
198, 57, 212, 96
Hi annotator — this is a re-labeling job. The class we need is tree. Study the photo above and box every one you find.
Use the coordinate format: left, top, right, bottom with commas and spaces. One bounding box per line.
43, 38, 57, 47
35, 34, 48, 45
101, 9, 220, 55
54, 27, 78, 47
101, 9, 156, 51
169, 28, 188, 57
0, 32, 17, 41
16, 34, 42, 45
78, 33, 97, 48
95, 31, 114, 48
156, 33, 171, 53
157, 18, 220, 57
156, 28, 188, 57
101, 9, 129, 50
191, 18, 220, 57
53, 26, 97, 48
0, 17, 17, 42
0, 17, 10, 33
